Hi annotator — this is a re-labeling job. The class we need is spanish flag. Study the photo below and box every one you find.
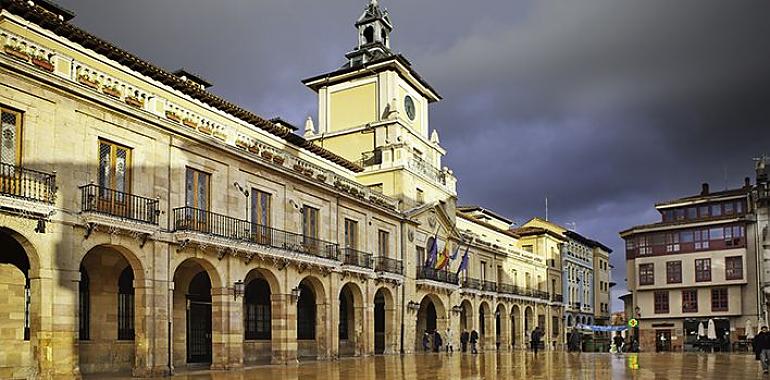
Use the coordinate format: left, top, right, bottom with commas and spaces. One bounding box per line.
434, 243, 450, 270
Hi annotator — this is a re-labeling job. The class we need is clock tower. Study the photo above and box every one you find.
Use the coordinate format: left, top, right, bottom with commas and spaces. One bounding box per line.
302, 0, 457, 210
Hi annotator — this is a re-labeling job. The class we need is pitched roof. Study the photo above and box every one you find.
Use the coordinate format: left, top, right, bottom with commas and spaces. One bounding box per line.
0, 0, 362, 172
564, 230, 612, 253
456, 211, 520, 239
655, 187, 749, 208
456, 205, 513, 225
509, 226, 566, 241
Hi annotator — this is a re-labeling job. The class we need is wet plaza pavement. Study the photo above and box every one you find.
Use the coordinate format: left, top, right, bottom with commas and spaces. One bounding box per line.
88, 351, 762, 379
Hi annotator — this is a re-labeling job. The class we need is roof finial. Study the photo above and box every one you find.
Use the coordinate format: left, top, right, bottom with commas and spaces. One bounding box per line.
371, 0, 378, 6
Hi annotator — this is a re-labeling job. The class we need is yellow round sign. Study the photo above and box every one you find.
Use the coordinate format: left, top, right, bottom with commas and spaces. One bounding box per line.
628, 318, 638, 328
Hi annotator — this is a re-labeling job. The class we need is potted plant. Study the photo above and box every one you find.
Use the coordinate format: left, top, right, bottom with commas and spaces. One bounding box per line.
182, 118, 198, 129
198, 124, 213, 135
235, 138, 250, 149
102, 84, 121, 99
303, 168, 314, 177
272, 155, 285, 165
31, 54, 53, 72
212, 129, 227, 141
292, 164, 304, 172
77, 74, 100, 89
165, 110, 181, 122
317, 173, 327, 182
3, 44, 29, 61
261, 150, 273, 160
125, 96, 144, 108
248, 144, 260, 154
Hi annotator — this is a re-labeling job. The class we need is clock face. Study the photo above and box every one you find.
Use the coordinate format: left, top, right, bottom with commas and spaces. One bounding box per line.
404, 95, 416, 121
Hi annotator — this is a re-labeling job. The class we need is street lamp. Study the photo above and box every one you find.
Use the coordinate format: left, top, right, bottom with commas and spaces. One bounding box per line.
232, 280, 245, 300
290, 286, 301, 303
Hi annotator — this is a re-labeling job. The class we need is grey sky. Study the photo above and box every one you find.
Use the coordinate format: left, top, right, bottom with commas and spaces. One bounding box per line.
54, 0, 770, 311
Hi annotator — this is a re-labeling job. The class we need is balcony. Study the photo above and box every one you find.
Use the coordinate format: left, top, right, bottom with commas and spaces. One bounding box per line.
341, 247, 373, 270
0, 162, 56, 215
375, 256, 403, 276
80, 184, 159, 225
552, 294, 564, 303
407, 157, 446, 186
416, 266, 458, 285
461, 278, 482, 290
481, 280, 497, 292
172, 206, 339, 262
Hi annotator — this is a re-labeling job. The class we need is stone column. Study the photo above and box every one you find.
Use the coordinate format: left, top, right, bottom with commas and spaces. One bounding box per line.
270, 293, 297, 365
357, 303, 369, 356
48, 268, 80, 379
484, 308, 495, 351
132, 280, 152, 377
226, 290, 244, 370
209, 287, 229, 370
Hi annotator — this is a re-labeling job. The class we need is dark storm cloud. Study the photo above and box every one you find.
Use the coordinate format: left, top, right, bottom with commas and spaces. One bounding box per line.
55, 0, 770, 309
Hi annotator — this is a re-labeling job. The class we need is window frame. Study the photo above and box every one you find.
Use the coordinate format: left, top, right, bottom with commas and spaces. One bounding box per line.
344, 218, 358, 249
378, 229, 390, 257
654, 291, 669, 314
682, 289, 698, 313
639, 263, 655, 286
711, 288, 728, 312
695, 258, 711, 282
0, 105, 23, 166
185, 167, 211, 211
725, 256, 743, 280
98, 139, 132, 193
666, 261, 682, 284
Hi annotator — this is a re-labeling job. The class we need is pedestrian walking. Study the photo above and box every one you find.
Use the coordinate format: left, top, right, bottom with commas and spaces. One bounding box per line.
445, 327, 454, 353
470, 329, 479, 354
754, 325, 770, 374
460, 329, 469, 353
613, 332, 625, 354
531, 326, 543, 354
568, 329, 581, 352
422, 331, 431, 352
433, 330, 443, 352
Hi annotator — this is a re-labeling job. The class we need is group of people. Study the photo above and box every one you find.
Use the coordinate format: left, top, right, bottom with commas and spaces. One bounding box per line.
421, 327, 546, 355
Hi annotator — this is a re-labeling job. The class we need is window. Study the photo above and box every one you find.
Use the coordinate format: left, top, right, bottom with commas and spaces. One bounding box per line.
698, 206, 709, 218
711, 288, 728, 312
711, 204, 722, 217
675, 208, 685, 221
725, 225, 744, 246
695, 258, 711, 282
666, 261, 682, 284
378, 230, 390, 257
0, 106, 22, 166
416, 188, 424, 204
725, 256, 743, 280
665, 233, 680, 253
736, 201, 744, 214
639, 263, 654, 285
302, 205, 319, 243
98, 139, 132, 193
687, 207, 697, 219
78, 265, 90, 341
185, 167, 210, 210
680, 230, 694, 243
662, 210, 673, 222
638, 236, 652, 256
244, 278, 271, 340
654, 291, 669, 314
724, 202, 734, 215
523, 245, 534, 253
344, 219, 358, 249
709, 227, 723, 240
682, 289, 698, 313
694, 229, 709, 250
480, 261, 487, 281
416, 246, 425, 269
552, 316, 560, 335
117, 267, 135, 341
368, 183, 383, 194
251, 189, 271, 243
296, 284, 315, 340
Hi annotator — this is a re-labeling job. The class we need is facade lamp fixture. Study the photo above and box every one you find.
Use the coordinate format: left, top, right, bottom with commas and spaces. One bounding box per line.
451, 305, 463, 314
291, 286, 301, 303
232, 280, 245, 300
407, 301, 420, 312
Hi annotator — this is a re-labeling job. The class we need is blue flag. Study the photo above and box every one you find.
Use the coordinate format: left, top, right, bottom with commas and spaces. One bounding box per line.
424, 234, 438, 268
449, 241, 461, 260
456, 245, 470, 275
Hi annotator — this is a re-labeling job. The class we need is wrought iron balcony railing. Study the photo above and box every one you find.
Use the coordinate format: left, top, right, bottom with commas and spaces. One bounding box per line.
0, 162, 56, 204
482, 280, 497, 292
497, 283, 517, 295
342, 247, 373, 269
416, 266, 458, 285
407, 157, 446, 185
532, 289, 550, 300
172, 206, 339, 261
80, 184, 159, 225
375, 256, 403, 275
461, 277, 482, 290
552, 294, 564, 303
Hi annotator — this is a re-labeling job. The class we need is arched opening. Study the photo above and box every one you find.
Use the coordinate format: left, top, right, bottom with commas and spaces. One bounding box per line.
0, 229, 34, 374
415, 294, 446, 352
172, 259, 220, 368
338, 283, 364, 357
380, 29, 388, 46
567, 315, 573, 327
242, 268, 279, 365
79, 245, 141, 374
459, 300, 472, 332
373, 287, 395, 355
479, 302, 492, 351
495, 304, 507, 350
363, 26, 374, 44
525, 307, 534, 335
511, 305, 520, 349
296, 276, 327, 359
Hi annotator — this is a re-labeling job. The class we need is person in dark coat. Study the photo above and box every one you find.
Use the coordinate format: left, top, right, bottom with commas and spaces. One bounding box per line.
531, 326, 543, 354
754, 326, 770, 374
460, 329, 470, 353
433, 330, 443, 352
613, 332, 625, 354
568, 329, 582, 352
470, 329, 479, 354
422, 331, 431, 352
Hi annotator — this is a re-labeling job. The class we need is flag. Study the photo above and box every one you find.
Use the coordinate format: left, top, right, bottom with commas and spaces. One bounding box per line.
424, 234, 438, 268
456, 245, 470, 276
435, 243, 450, 270
449, 241, 461, 260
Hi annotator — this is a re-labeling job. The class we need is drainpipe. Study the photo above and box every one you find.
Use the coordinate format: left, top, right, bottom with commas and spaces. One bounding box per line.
166, 140, 173, 375
400, 221, 407, 354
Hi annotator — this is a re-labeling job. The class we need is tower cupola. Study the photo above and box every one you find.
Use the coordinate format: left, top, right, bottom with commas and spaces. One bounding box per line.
345, 0, 393, 67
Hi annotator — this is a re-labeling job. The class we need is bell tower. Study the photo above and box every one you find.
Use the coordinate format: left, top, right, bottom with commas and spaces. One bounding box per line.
345, 0, 393, 67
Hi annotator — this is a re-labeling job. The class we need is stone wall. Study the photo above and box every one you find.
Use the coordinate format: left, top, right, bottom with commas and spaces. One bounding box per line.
0, 264, 34, 379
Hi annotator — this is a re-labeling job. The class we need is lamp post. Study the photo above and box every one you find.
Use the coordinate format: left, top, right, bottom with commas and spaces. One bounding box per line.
232, 280, 245, 301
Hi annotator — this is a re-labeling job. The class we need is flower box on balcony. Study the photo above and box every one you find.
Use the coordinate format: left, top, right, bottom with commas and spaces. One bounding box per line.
261, 151, 273, 160
317, 174, 327, 182
198, 125, 213, 135
31, 57, 53, 72
303, 168, 314, 177
125, 96, 144, 108
235, 140, 250, 149
182, 118, 198, 129
212, 130, 227, 141
248, 145, 260, 154
272, 156, 285, 165
77, 75, 100, 90
4, 45, 29, 61
165, 111, 181, 123
102, 86, 121, 99
349, 187, 359, 196
292, 164, 304, 172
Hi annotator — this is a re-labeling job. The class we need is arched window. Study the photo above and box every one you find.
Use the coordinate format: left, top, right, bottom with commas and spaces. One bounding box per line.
244, 278, 271, 340
297, 283, 315, 340
117, 266, 134, 340
381, 29, 387, 46
479, 308, 486, 335
79, 265, 90, 341
363, 26, 374, 44
339, 289, 350, 340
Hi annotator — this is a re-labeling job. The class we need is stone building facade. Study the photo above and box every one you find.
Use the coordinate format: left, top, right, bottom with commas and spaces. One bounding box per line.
0, 0, 564, 378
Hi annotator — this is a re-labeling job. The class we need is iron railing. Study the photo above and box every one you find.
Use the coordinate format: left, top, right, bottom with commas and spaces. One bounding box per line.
357, 149, 383, 167
461, 277, 482, 290
375, 256, 403, 275
172, 206, 340, 260
80, 184, 159, 225
482, 280, 497, 292
0, 162, 56, 204
407, 157, 446, 185
342, 247, 373, 269
532, 289, 550, 300
497, 283, 517, 295
552, 294, 564, 303
416, 266, 458, 285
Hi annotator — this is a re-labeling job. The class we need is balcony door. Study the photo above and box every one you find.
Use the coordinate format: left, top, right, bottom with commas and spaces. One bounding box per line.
184, 168, 210, 231
0, 107, 22, 195
251, 189, 271, 244
97, 140, 132, 217
302, 205, 320, 254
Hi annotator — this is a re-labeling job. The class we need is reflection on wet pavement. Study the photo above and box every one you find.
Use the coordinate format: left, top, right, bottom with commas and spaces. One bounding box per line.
87, 351, 761, 379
